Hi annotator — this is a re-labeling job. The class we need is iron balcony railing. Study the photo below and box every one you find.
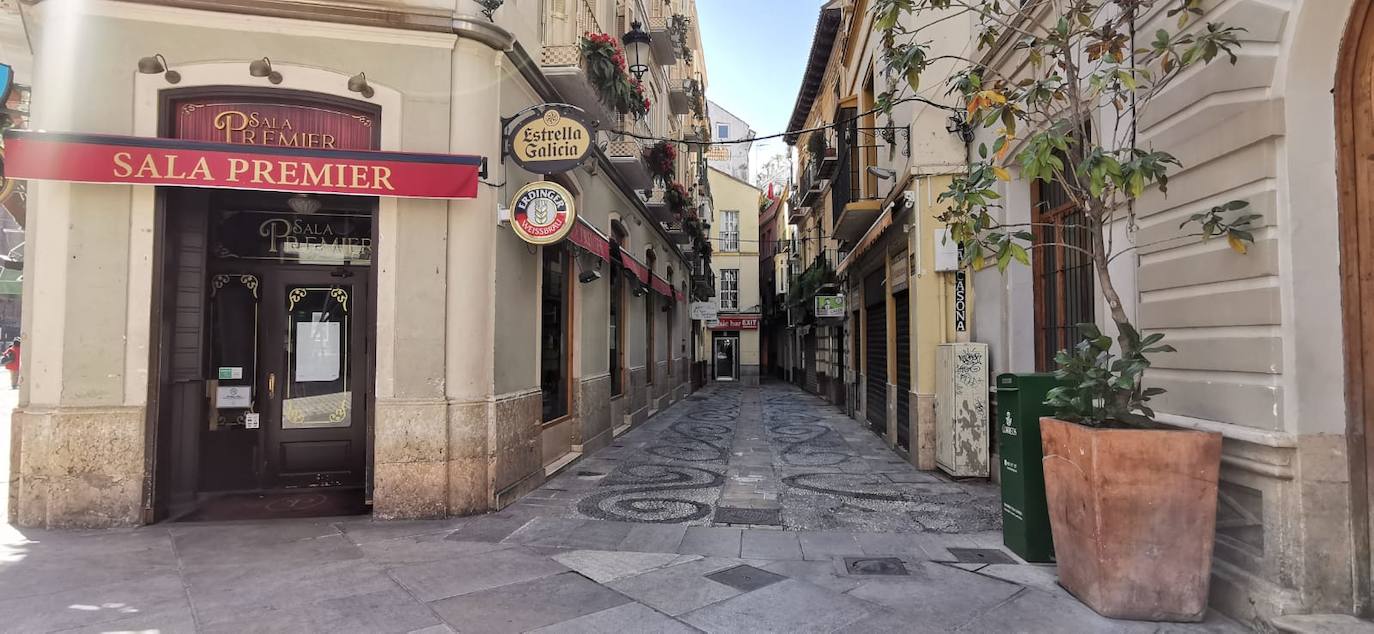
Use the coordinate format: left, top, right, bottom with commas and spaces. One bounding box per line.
832, 125, 910, 223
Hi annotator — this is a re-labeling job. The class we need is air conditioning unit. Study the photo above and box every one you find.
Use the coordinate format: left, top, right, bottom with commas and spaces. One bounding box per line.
935, 342, 990, 477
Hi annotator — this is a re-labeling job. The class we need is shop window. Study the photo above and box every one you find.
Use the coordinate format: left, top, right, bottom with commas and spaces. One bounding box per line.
609, 233, 626, 397
667, 269, 675, 376
1033, 176, 1095, 371
720, 269, 739, 310
720, 211, 740, 252
541, 245, 571, 422
646, 251, 656, 385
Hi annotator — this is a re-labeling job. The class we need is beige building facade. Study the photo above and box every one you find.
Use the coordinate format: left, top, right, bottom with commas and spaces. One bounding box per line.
705, 167, 761, 384
963, 0, 1374, 625
9, 0, 714, 528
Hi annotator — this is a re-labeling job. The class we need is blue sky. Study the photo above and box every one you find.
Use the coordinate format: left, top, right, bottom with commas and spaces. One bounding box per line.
696, 0, 829, 178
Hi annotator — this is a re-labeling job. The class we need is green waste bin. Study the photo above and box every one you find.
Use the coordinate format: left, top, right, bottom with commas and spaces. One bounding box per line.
997, 372, 1062, 563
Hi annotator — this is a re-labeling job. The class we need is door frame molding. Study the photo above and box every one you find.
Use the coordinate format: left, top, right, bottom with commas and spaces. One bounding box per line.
1336, 0, 1374, 613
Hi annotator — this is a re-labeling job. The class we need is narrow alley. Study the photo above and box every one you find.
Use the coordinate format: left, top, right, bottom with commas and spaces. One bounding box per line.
0, 384, 1243, 632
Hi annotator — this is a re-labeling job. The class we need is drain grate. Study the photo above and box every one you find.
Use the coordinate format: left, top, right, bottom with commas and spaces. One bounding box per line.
947, 548, 1016, 565
705, 565, 786, 591
576, 471, 604, 477
843, 557, 909, 576
713, 507, 782, 526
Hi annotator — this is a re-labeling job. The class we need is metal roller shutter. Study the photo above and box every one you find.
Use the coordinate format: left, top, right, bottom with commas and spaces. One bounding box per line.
864, 271, 887, 434
894, 290, 911, 450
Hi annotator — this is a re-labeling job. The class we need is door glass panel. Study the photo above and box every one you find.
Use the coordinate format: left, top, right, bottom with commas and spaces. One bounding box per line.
209, 274, 259, 429
283, 285, 352, 429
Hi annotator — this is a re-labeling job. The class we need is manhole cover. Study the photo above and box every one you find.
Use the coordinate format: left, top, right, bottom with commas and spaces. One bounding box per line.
714, 507, 782, 526
705, 565, 786, 591
947, 548, 1016, 565
843, 557, 909, 576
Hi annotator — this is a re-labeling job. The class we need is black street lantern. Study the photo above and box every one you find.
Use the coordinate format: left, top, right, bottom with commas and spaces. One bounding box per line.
622, 21, 652, 82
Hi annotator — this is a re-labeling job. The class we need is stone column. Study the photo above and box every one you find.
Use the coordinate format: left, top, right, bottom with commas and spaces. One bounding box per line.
10, 180, 147, 528
445, 33, 510, 515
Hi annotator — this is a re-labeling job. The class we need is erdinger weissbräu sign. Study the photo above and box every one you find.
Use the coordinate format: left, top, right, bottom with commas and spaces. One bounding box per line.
510, 181, 576, 245
504, 106, 593, 174
2, 130, 482, 199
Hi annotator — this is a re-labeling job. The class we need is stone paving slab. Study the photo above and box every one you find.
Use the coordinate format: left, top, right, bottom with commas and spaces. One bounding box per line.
0, 383, 1252, 632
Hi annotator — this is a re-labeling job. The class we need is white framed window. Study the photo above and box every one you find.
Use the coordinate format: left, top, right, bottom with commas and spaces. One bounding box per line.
720, 269, 739, 310
717, 123, 730, 140
720, 210, 739, 252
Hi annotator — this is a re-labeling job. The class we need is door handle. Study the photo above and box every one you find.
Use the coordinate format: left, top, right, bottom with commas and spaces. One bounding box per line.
268, 372, 276, 399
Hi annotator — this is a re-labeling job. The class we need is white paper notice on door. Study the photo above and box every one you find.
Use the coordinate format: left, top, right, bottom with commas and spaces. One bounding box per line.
216, 385, 252, 409
295, 321, 341, 382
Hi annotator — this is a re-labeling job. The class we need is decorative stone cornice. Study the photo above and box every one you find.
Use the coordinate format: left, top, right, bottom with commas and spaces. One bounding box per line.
27, 0, 515, 50
452, 14, 515, 52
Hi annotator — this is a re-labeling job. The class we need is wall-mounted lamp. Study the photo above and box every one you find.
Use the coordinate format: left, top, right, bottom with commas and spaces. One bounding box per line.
621, 22, 652, 82
632, 285, 648, 298
867, 166, 896, 180
249, 57, 282, 84
579, 269, 602, 284
137, 54, 180, 84
946, 114, 974, 143
347, 72, 375, 99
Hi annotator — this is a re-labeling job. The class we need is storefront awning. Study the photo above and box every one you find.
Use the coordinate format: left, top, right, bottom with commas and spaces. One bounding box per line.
3, 130, 484, 199
568, 218, 685, 302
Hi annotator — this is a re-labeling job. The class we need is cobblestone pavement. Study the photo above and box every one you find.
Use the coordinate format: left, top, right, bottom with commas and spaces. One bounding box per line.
0, 383, 1250, 632
515, 382, 1001, 532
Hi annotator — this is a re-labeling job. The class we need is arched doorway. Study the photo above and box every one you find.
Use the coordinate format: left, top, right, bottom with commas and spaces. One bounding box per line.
1337, 0, 1374, 613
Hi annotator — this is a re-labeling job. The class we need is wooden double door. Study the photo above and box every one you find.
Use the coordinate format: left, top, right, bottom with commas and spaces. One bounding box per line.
206, 266, 369, 489
158, 189, 374, 505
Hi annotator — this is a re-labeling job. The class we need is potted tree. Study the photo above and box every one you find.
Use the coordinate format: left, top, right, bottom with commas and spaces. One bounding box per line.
874, 0, 1254, 621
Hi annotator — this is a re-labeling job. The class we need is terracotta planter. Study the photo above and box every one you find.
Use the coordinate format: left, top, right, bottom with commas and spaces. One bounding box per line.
1040, 417, 1222, 622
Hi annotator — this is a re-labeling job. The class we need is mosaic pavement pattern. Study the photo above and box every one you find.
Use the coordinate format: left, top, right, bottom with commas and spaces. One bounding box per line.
516, 382, 1002, 532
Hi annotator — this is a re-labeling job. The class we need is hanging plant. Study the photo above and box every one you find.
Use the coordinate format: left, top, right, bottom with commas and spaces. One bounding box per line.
476, 0, 503, 21
665, 181, 694, 216
579, 33, 651, 118
643, 141, 677, 187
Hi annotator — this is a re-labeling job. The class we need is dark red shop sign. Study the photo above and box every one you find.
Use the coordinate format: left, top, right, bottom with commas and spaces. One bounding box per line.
709, 314, 760, 330
2, 130, 482, 199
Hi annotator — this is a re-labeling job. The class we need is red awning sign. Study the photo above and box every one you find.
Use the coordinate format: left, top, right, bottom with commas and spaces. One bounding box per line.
709, 314, 760, 330
3, 130, 483, 199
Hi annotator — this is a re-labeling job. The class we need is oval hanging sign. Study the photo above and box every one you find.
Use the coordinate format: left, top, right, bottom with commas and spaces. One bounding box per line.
510, 181, 576, 245
506, 106, 593, 174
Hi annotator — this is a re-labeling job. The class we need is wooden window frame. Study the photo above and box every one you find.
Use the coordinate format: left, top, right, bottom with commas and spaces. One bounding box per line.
1031, 177, 1095, 371
540, 244, 575, 425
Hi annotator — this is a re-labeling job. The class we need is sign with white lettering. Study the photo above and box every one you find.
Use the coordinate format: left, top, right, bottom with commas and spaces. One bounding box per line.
505, 106, 593, 174
213, 210, 373, 265
2, 130, 483, 199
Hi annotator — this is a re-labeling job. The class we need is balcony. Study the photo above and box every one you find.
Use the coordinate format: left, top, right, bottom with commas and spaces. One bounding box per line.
644, 186, 674, 223
647, 2, 682, 66
797, 160, 827, 206
668, 66, 702, 116
830, 125, 910, 244
539, 0, 615, 128
606, 115, 653, 190
691, 269, 716, 301
803, 127, 840, 175
788, 201, 808, 224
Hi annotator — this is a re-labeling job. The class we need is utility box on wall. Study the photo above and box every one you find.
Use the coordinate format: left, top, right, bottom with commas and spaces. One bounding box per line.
935, 342, 989, 477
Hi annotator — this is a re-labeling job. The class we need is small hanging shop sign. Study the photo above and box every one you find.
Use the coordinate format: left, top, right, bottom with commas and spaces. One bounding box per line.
3, 130, 483, 198
509, 180, 576, 245
503, 105, 594, 175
